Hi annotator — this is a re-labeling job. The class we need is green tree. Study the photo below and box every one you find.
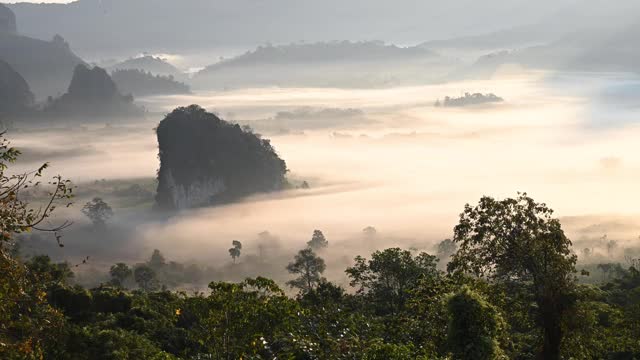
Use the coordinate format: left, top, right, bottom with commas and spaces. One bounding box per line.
65, 327, 177, 359
0, 254, 65, 359
362, 340, 421, 360
286, 248, 326, 293
346, 248, 439, 315
25, 255, 74, 286
436, 238, 457, 261
362, 226, 377, 238
606, 239, 618, 258
149, 249, 167, 269
0, 134, 73, 242
448, 193, 577, 360
228, 240, 242, 263
447, 286, 506, 360
0, 133, 72, 357
307, 229, 328, 250
134, 264, 158, 292
109, 263, 132, 288
192, 277, 299, 359
81, 197, 113, 227
407, 273, 468, 357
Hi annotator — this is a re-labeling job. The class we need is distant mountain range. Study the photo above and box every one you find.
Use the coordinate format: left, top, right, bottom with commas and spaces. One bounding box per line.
8, 0, 577, 56
3, 0, 639, 99
420, 0, 640, 52
192, 41, 452, 89
450, 21, 640, 79
0, 4, 84, 99
421, 0, 640, 75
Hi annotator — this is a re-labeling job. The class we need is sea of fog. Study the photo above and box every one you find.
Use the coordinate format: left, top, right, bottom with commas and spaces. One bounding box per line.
9, 71, 640, 285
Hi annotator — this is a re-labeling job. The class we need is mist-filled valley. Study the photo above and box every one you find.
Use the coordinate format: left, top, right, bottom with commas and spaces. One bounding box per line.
2, 1, 640, 359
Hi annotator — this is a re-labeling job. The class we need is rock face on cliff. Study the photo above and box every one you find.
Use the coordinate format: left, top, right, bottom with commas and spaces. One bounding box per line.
0, 59, 34, 116
156, 105, 288, 210
45, 64, 142, 118
0, 4, 16, 34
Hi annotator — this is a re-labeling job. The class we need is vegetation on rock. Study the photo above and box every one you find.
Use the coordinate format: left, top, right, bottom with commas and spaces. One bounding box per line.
155, 105, 288, 210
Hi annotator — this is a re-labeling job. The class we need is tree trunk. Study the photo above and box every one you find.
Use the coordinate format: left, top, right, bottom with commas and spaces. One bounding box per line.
542, 320, 562, 360
539, 297, 563, 360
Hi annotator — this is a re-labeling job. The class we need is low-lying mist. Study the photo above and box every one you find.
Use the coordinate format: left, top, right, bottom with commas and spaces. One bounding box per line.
12, 70, 640, 289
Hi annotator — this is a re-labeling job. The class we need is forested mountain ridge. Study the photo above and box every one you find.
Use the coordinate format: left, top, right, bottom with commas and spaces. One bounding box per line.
109, 55, 182, 76
192, 41, 451, 89
199, 41, 437, 71
111, 69, 190, 97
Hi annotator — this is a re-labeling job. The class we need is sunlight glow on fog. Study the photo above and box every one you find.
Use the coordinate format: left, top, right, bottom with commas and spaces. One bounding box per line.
11, 71, 640, 272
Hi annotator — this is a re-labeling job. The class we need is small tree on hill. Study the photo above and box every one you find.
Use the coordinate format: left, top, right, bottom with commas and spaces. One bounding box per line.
286, 248, 326, 294
437, 239, 457, 261
134, 264, 158, 291
149, 249, 166, 269
109, 263, 132, 288
362, 226, 377, 238
229, 240, 242, 263
82, 197, 113, 227
307, 230, 328, 250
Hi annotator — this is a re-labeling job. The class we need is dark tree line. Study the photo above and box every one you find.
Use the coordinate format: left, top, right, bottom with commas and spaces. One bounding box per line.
435, 92, 503, 107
